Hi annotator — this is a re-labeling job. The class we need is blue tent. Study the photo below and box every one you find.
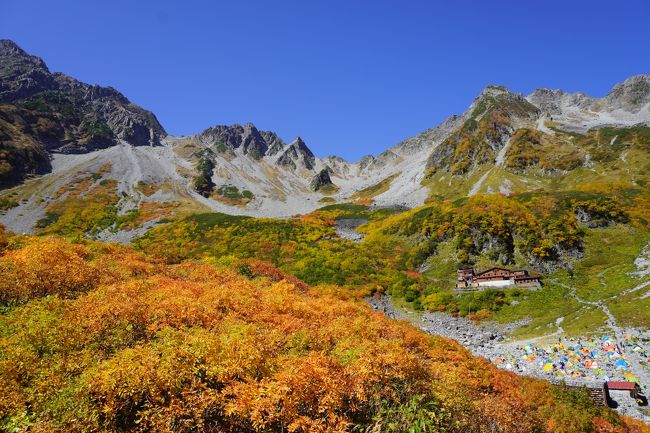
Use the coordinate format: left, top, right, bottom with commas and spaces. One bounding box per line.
615, 360, 629, 369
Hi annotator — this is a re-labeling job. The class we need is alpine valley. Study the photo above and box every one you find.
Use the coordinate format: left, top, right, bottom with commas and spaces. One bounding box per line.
2, 39, 650, 431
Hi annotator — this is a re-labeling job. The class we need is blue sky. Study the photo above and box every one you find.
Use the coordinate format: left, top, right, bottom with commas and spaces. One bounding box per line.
3, 0, 649, 160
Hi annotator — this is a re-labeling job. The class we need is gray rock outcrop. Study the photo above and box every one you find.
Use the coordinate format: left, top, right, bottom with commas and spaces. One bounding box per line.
197, 123, 278, 159
276, 137, 315, 170
310, 167, 335, 191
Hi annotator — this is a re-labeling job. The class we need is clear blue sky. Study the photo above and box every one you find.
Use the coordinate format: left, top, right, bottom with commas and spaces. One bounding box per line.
3, 0, 649, 160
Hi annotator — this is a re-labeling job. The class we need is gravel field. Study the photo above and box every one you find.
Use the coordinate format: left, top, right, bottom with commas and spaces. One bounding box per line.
334, 218, 367, 242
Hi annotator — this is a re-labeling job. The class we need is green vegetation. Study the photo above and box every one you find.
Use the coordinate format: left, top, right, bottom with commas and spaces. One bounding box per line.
486, 224, 650, 338
35, 211, 60, 229
505, 128, 584, 172
215, 184, 254, 205
36, 177, 121, 237
368, 193, 590, 270
29, 169, 177, 237
427, 92, 538, 175
111, 180, 645, 331
423, 122, 650, 201
351, 173, 399, 205
315, 183, 339, 195
192, 153, 215, 197
316, 202, 400, 221
582, 126, 650, 162
134, 210, 405, 289
0, 194, 18, 212
318, 196, 337, 204
213, 141, 230, 154
504, 125, 650, 173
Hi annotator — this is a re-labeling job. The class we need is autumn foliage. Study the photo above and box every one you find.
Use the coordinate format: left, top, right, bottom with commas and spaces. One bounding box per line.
0, 233, 648, 432
0, 237, 98, 303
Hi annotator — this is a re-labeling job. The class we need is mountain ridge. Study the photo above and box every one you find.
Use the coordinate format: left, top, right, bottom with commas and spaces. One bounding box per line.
0, 39, 166, 145
0, 39, 649, 235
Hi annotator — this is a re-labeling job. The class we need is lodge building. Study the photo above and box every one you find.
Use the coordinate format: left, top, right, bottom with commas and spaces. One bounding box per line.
456, 266, 542, 290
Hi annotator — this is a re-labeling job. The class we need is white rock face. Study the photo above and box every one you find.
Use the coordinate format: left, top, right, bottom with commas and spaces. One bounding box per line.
526, 75, 650, 133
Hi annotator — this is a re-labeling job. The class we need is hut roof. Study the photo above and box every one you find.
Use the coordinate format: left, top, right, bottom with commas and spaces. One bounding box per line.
606, 381, 639, 391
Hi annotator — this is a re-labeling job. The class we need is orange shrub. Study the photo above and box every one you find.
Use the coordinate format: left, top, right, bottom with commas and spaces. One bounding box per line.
238, 258, 309, 291
0, 237, 98, 303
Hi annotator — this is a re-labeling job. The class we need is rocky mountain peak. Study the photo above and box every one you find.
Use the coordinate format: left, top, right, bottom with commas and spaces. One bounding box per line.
324, 155, 346, 164
479, 84, 512, 98
528, 87, 565, 100
285, 137, 313, 158
526, 76, 650, 116
0, 39, 44, 64
469, 84, 539, 121
605, 74, 650, 112
291, 136, 308, 148
358, 155, 376, 170
0, 39, 20, 51
260, 130, 286, 156
0, 39, 54, 102
240, 123, 268, 159
0, 39, 166, 147
276, 136, 315, 170
197, 123, 288, 159
425, 84, 540, 174
527, 87, 595, 115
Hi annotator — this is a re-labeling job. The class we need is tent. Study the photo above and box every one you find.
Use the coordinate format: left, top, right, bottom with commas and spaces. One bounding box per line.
615, 360, 629, 369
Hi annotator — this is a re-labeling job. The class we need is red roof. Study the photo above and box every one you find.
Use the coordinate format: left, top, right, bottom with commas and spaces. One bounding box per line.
475, 267, 513, 276
606, 381, 638, 391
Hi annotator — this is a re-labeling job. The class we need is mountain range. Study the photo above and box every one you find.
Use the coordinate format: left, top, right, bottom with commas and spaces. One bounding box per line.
0, 39, 649, 237
2, 39, 650, 428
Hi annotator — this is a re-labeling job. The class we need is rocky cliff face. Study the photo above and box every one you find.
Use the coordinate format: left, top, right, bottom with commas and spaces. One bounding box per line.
310, 167, 335, 191
526, 88, 594, 115
0, 39, 167, 186
0, 103, 52, 187
526, 74, 650, 115
0, 40, 166, 147
526, 74, 650, 131
276, 137, 315, 170
197, 123, 274, 159
194, 123, 316, 171
604, 75, 650, 112
0, 40, 55, 101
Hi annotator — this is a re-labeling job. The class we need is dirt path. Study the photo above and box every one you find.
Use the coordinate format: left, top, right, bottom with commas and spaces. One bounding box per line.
633, 242, 650, 279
